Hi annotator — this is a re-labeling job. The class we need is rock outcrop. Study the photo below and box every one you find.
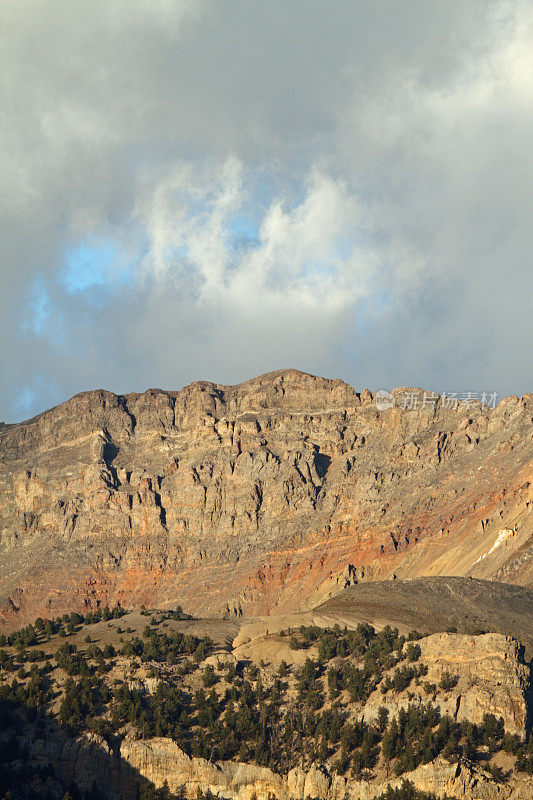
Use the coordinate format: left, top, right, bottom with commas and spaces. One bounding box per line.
418, 634, 531, 737
27, 733, 533, 800
0, 369, 531, 627
361, 633, 531, 740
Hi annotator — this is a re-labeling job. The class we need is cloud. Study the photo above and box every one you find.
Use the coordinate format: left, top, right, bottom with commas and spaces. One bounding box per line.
136, 158, 369, 301
0, 0, 532, 421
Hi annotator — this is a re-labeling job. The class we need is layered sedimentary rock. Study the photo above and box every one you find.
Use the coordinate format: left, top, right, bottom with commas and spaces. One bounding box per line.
0, 369, 532, 626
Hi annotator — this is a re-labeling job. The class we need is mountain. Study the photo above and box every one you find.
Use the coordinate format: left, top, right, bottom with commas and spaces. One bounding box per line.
0, 369, 531, 629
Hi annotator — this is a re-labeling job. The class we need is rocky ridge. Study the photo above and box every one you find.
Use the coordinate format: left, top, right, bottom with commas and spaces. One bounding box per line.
0, 369, 531, 627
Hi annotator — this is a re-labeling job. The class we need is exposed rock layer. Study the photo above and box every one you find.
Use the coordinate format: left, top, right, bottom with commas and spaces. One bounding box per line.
27, 733, 533, 800
0, 369, 532, 627
362, 633, 531, 739
317, 577, 533, 659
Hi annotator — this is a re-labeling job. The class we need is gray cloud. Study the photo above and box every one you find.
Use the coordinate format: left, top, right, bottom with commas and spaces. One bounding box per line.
1, 0, 532, 421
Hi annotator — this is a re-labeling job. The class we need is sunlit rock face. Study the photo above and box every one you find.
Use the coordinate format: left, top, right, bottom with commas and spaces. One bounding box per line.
0, 369, 531, 627
27, 733, 533, 800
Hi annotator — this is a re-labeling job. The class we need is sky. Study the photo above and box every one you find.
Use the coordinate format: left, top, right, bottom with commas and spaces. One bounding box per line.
1, 0, 532, 422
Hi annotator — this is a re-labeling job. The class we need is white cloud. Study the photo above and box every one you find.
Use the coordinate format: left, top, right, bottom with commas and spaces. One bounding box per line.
0, 0, 532, 420
136, 159, 371, 308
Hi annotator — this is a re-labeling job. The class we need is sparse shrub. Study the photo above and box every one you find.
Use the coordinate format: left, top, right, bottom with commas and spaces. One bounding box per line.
438, 672, 458, 691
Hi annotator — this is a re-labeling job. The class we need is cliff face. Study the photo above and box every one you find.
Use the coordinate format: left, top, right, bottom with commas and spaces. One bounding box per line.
26, 733, 533, 800
0, 369, 532, 626
118, 748, 533, 800
362, 633, 531, 739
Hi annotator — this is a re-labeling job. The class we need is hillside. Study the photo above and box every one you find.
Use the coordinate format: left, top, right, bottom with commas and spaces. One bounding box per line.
1, 606, 532, 799
317, 577, 533, 660
0, 369, 532, 629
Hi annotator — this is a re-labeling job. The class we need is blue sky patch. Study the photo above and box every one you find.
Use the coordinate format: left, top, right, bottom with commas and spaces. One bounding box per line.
63, 240, 121, 293
228, 214, 259, 245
